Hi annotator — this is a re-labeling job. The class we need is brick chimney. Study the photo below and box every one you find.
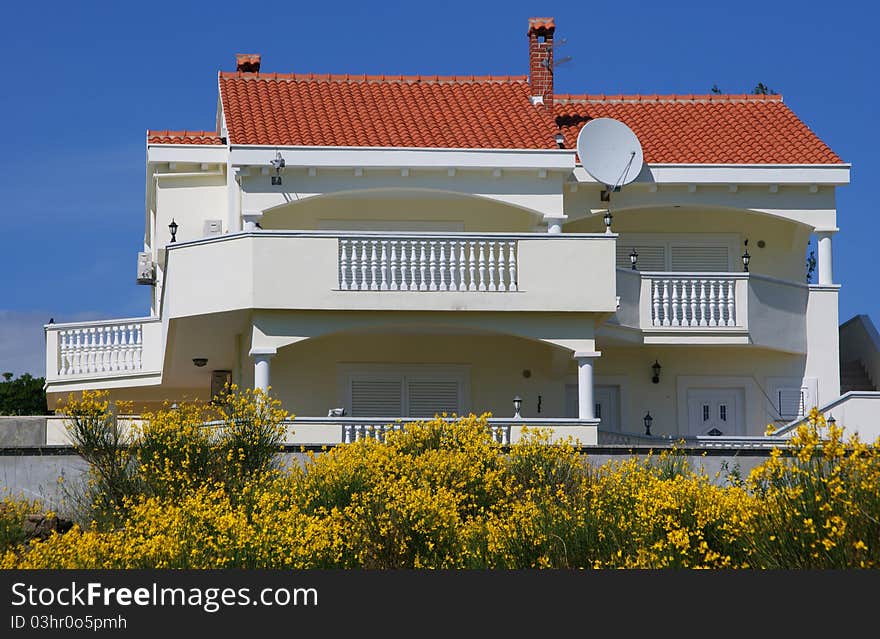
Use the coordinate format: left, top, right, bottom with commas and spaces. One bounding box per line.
528, 17, 555, 107
236, 54, 261, 73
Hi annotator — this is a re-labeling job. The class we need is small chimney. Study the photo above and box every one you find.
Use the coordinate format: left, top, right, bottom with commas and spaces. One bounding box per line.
236, 53, 261, 73
528, 17, 555, 107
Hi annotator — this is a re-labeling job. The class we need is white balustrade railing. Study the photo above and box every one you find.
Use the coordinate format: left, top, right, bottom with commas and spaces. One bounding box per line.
56, 323, 145, 377
339, 421, 511, 445
338, 237, 518, 293
648, 275, 741, 327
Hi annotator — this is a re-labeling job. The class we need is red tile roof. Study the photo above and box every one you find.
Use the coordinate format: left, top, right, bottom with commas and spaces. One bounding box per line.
218, 72, 557, 149
151, 74, 843, 164
554, 94, 842, 164
147, 130, 224, 145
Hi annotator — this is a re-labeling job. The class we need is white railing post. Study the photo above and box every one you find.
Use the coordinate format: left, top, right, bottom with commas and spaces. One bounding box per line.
726, 280, 736, 327
468, 242, 477, 291
487, 242, 497, 292
419, 242, 428, 291
379, 241, 389, 291
339, 240, 350, 290
458, 242, 467, 292
478, 242, 487, 292
410, 242, 419, 291
508, 242, 517, 292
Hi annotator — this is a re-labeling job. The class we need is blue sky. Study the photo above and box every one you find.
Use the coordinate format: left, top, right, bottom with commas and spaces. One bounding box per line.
0, 0, 876, 375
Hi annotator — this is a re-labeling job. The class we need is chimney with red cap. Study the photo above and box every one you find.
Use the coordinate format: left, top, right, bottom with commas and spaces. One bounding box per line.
236, 54, 261, 73
528, 17, 555, 107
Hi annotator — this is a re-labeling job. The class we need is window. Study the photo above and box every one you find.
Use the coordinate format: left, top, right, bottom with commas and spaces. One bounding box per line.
616, 234, 736, 272
778, 388, 807, 420
344, 366, 469, 417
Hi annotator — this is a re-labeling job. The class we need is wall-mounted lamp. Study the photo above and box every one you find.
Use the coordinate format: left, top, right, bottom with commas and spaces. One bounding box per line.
643, 412, 653, 436
513, 395, 523, 419
603, 210, 613, 233
630, 248, 639, 270
554, 132, 565, 148
651, 360, 662, 384
270, 151, 286, 185
827, 414, 836, 426
192, 358, 208, 367
168, 219, 178, 243
742, 239, 751, 272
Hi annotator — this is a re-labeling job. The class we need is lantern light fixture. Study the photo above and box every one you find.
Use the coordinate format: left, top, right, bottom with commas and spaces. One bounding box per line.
168, 218, 178, 243
513, 395, 523, 419
742, 239, 751, 272
643, 412, 654, 436
651, 360, 662, 384
630, 248, 639, 270
603, 210, 613, 232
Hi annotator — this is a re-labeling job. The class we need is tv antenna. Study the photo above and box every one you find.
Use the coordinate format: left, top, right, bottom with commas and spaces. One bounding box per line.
541, 36, 573, 70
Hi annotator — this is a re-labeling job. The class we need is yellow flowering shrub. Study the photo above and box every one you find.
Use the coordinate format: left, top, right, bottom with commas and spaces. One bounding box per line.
3, 400, 879, 569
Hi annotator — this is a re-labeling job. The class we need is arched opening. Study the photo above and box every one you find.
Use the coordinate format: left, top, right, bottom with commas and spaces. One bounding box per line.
260, 188, 541, 233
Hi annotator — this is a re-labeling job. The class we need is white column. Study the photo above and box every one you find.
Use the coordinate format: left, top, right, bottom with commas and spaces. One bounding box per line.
817, 230, 835, 286
545, 216, 565, 234
250, 348, 275, 395
574, 351, 601, 420
227, 165, 245, 233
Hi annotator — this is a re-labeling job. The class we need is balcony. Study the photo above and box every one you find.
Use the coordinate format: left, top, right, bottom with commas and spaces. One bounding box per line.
161, 231, 619, 317
613, 268, 813, 352
45, 318, 163, 388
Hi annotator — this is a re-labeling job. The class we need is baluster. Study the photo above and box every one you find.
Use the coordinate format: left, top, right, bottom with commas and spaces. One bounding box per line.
70, 330, 79, 375
427, 241, 438, 291
448, 241, 458, 291
369, 242, 379, 290
478, 242, 487, 291
468, 242, 477, 291
102, 327, 112, 372
379, 241, 389, 290
110, 325, 120, 371
727, 280, 736, 326
708, 281, 718, 327
410, 242, 419, 292
93, 327, 104, 373
497, 242, 507, 292
438, 242, 448, 291
121, 326, 129, 371
717, 280, 727, 326
487, 242, 497, 291
360, 241, 369, 291
661, 280, 670, 326
398, 240, 409, 291
76, 329, 85, 375
458, 242, 467, 292
502, 426, 510, 446
508, 241, 518, 291
343, 425, 352, 444
419, 242, 428, 291
699, 280, 708, 326
690, 280, 698, 327
670, 280, 680, 326
389, 241, 399, 291
58, 331, 67, 376
134, 325, 143, 369
88, 327, 98, 373
652, 279, 661, 326
339, 240, 350, 290
354, 425, 362, 442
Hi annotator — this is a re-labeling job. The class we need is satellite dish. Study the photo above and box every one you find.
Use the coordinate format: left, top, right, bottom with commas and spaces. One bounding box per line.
576, 118, 644, 188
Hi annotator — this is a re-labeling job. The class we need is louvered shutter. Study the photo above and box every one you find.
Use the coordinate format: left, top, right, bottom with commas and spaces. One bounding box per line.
350, 379, 403, 416
406, 379, 460, 417
616, 245, 666, 271
670, 246, 729, 272
778, 388, 806, 420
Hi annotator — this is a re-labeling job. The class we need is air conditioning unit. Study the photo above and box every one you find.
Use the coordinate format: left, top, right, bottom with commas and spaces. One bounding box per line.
136, 252, 155, 285
203, 219, 223, 237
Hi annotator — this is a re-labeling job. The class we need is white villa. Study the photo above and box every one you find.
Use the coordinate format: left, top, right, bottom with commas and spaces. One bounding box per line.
45, 17, 870, 446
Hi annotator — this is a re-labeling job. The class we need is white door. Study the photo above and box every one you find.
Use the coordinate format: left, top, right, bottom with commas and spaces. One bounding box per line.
565, 384, 620, 430
687, 388, 743, 436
